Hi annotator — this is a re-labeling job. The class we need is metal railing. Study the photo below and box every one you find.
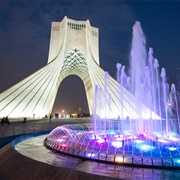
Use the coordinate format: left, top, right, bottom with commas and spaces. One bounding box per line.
0, 118, 91, 138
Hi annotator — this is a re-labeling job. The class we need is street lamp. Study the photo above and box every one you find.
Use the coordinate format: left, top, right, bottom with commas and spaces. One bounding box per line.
62, 109, 65, 117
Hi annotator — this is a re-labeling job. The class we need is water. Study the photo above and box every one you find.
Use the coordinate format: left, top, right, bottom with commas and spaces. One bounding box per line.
42, 21, 180, 170
92, 21, 180, 137
114, 21, 180, 136
15, 135, 180, 179
44, 123, 180, 169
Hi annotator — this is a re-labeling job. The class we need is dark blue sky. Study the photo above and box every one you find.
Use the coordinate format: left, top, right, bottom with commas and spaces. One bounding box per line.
0, 0, 180, 114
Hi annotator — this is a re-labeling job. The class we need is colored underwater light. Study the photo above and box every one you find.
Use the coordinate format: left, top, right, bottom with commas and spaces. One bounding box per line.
109, 131, 116, 134
115, 137, 123, 141
134, 140, 144, 144
61, 144, 67, 147
139, 144, 154, 151
87, 153, 95, 157
57, 139, 64, 142
173, 158, 180, 164
168, 137, 179, 142
168, 147, 177, 151
97, 139, 105, 143
157, 139, 169, 143
127, 135, 137, 139
115, 156, 124, 163
89, 134, 101, 140
114, 135, 123, 141
112, 141, 123, 148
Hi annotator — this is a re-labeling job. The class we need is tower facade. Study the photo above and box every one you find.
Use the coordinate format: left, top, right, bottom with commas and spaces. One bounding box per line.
0, 17, 158, 119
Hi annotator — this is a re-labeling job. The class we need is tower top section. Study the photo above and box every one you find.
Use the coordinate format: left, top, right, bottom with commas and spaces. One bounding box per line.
63, 16, 91, 30
47, 16, 100, 65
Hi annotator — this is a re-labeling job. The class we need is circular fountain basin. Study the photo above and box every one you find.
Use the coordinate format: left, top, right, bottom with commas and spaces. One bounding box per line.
44, 123, 180, 170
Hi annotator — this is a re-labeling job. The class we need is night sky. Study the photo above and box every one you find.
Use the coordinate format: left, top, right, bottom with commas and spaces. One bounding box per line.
0, 0, 180, 115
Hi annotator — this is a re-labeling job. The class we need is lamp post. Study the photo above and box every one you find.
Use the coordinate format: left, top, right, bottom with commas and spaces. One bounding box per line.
62, 109, 65, 117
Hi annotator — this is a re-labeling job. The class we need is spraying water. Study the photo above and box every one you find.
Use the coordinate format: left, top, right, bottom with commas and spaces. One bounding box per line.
44, 20, 180, 170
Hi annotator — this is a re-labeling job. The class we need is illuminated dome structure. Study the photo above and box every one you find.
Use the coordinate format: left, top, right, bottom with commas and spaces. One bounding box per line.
44, 123, 180, 169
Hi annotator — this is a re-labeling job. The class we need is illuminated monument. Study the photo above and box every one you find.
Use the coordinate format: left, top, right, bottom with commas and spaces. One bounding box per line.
0, 17, 157, 120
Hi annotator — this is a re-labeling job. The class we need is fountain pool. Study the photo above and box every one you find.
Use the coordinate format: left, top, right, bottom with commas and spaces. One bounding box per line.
14, 133, 180, 179
44, 123, 180, 169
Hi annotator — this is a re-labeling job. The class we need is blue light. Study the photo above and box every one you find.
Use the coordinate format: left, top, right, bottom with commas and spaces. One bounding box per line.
108, 131, 116, 134
134, 140, 144, 144
173, 158, 180, 164
138, 144, 155, 151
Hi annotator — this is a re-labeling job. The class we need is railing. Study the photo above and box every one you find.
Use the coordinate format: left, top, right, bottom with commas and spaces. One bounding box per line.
0, 118, 91, 138
0, 123, 58, 138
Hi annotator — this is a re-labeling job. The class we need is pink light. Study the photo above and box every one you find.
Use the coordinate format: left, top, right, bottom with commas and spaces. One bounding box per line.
61, 144, 67, 147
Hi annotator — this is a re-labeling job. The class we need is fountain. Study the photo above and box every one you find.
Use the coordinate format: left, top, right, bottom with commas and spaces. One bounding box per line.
44, 21, 180, 169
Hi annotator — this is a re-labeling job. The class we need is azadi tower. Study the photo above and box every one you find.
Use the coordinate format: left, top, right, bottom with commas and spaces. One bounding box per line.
0, 17, 158, 119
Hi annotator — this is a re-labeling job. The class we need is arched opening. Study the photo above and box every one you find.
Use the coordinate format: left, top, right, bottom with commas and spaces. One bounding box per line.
52, 75, 89, 117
